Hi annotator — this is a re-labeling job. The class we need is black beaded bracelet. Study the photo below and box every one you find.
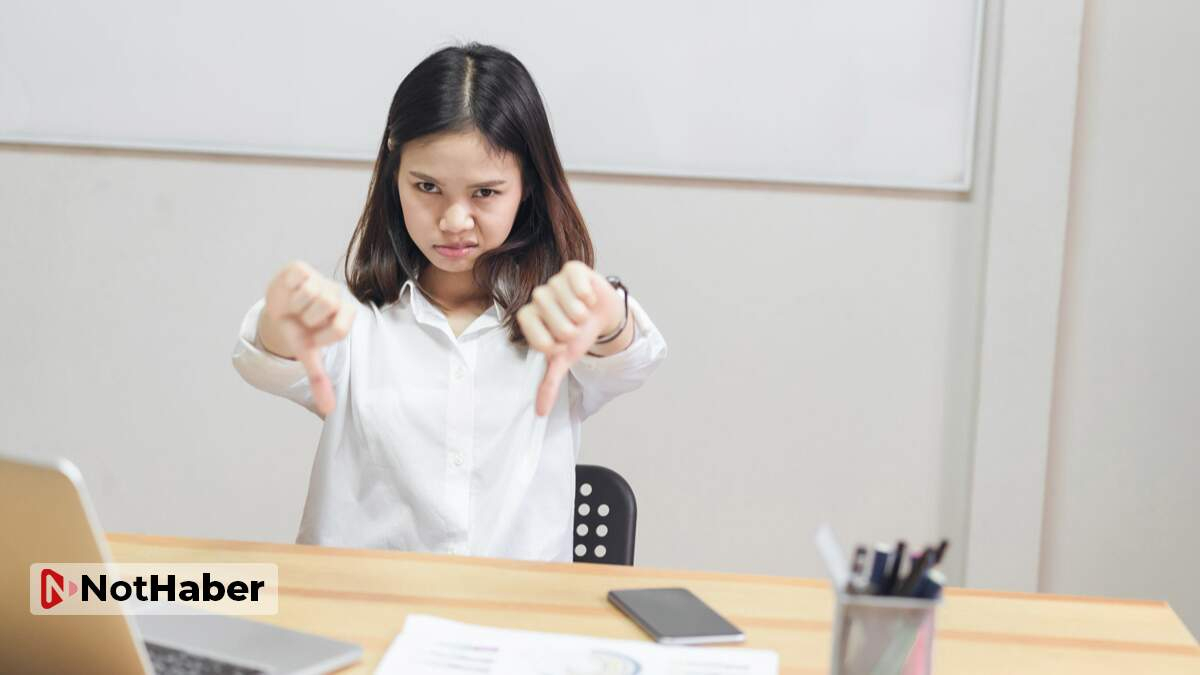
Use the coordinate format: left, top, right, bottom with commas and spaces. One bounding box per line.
592, 276, 629, 345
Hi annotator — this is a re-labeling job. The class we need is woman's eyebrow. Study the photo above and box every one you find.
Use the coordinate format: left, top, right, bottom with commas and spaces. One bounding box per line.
409, 171, 507, 188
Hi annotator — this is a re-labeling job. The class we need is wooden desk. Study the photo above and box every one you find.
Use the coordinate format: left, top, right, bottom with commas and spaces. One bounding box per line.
108, 533, 1198, 674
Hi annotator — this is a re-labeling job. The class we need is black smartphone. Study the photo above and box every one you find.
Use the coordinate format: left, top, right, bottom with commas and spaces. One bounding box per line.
607, 587, 745, 645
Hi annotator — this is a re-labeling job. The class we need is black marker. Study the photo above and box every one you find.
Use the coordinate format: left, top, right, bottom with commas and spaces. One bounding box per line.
914, 569, 946, 600
868, 545, 891, 594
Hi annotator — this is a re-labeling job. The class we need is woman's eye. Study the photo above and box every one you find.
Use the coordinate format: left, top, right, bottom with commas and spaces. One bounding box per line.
475, 188, 496, 198
416, 182, 438, 193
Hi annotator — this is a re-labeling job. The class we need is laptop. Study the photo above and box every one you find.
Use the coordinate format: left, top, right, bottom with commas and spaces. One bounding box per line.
0, 452, 363, 674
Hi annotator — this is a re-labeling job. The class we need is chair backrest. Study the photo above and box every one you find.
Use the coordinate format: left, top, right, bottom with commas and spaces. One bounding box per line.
573, 464, 637, 565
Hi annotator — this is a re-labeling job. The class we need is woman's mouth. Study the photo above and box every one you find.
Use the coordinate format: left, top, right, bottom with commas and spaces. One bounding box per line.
434, 244, 477, 259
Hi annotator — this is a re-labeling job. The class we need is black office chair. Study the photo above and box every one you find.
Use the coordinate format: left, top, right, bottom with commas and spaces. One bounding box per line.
573, 464, 637, 565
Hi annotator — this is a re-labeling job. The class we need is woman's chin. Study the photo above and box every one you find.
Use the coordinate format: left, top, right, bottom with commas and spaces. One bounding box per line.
424, 254, 475, 274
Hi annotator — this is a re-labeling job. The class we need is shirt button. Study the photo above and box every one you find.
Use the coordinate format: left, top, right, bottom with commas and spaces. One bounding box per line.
452, 366, 466, 380
452, 454, 464, 466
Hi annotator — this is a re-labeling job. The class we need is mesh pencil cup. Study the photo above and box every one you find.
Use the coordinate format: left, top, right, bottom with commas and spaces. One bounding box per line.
830, 592, 941, 675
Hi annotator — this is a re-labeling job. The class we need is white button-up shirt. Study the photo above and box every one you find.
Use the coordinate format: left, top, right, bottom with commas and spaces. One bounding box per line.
231, 279, 667, 562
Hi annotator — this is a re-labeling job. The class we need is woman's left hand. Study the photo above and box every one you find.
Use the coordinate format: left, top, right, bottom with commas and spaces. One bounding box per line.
516, 260, 626, 416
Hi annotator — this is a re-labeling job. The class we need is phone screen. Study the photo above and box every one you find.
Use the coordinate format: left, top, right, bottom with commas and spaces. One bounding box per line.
608, 587, 745, 645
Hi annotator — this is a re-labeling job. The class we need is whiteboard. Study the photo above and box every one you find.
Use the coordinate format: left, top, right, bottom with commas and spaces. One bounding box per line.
0, 1, 984, 191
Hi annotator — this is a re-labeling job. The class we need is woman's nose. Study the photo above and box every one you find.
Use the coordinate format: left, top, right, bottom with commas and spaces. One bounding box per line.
440, 202, 474, 233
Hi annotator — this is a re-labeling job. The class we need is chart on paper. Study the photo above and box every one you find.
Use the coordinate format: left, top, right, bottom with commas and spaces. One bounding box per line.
376, 614, 778, 675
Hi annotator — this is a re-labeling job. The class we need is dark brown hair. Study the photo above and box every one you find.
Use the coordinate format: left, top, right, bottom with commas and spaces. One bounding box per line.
343, 42, 594, 344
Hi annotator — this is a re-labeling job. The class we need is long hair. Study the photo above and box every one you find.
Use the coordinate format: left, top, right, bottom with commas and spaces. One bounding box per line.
343, 42, 594, 344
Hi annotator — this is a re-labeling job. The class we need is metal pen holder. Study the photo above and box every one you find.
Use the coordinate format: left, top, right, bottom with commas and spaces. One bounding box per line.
830, 592, 940, 675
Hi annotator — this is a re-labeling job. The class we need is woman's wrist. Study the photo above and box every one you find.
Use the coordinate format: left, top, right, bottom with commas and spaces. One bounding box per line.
587, 318, 634, 357
597, 301, 627, 340
593, 277, 628, 342
587, 277, 633, 357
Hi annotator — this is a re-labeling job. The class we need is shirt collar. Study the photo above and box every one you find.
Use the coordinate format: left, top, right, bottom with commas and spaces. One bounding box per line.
398, 277, 506, 337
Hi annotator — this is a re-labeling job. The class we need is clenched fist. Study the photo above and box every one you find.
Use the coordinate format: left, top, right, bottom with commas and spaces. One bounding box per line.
259, 261, 357, 416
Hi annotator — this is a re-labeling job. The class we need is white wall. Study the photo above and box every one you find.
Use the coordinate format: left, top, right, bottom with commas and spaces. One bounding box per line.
1040, 0, 1200, 632
963, 0, 1085, 592
0, 143, 983, 581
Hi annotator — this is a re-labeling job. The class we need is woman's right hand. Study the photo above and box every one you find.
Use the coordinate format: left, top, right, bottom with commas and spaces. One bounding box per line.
259, 260, 357, 417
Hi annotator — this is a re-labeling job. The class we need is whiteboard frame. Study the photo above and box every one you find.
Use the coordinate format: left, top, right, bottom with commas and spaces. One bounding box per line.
0, 0, 987, 193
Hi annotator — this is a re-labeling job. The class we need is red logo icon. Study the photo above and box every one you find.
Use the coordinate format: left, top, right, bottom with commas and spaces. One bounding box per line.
40, 568, 78, 609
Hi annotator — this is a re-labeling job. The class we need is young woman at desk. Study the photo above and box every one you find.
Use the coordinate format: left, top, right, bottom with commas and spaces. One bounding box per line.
231, 43, 667, 563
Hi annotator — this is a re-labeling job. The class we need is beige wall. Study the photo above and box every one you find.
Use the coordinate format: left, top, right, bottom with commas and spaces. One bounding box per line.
1041, 0, 1200, 632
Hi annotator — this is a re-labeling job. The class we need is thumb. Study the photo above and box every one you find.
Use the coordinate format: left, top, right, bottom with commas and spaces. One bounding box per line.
297, 344, 335, 417
536, 349, 570, 417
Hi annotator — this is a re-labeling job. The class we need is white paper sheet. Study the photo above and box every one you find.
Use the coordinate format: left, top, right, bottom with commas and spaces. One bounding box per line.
376, 614, 779, 674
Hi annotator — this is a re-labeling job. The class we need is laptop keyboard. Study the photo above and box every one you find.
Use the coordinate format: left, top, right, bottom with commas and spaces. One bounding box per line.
145, 641, 267, 675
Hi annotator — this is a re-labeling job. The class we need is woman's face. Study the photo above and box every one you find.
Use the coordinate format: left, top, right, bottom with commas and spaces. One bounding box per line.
396, 130, 524, 278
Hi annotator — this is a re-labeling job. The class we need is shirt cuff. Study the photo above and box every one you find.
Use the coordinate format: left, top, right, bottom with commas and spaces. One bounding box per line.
231, 298, 313, 393
573, 295, 664, 375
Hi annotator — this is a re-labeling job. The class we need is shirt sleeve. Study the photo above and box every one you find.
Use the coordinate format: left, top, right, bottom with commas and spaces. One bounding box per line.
230, 290, 356, 417
567, 293, 668, 421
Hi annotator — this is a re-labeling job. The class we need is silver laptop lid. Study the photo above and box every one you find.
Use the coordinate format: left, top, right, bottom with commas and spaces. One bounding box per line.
1, 452, 364, 675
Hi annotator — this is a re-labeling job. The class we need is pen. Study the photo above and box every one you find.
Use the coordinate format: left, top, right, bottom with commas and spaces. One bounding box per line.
847, 546, 869, 594
933, 539, 949, 565
882, 540, 906, 596
896, 549, 935, 597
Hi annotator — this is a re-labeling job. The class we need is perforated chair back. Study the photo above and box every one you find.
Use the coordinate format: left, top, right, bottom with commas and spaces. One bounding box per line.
573, 464, 637, 565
